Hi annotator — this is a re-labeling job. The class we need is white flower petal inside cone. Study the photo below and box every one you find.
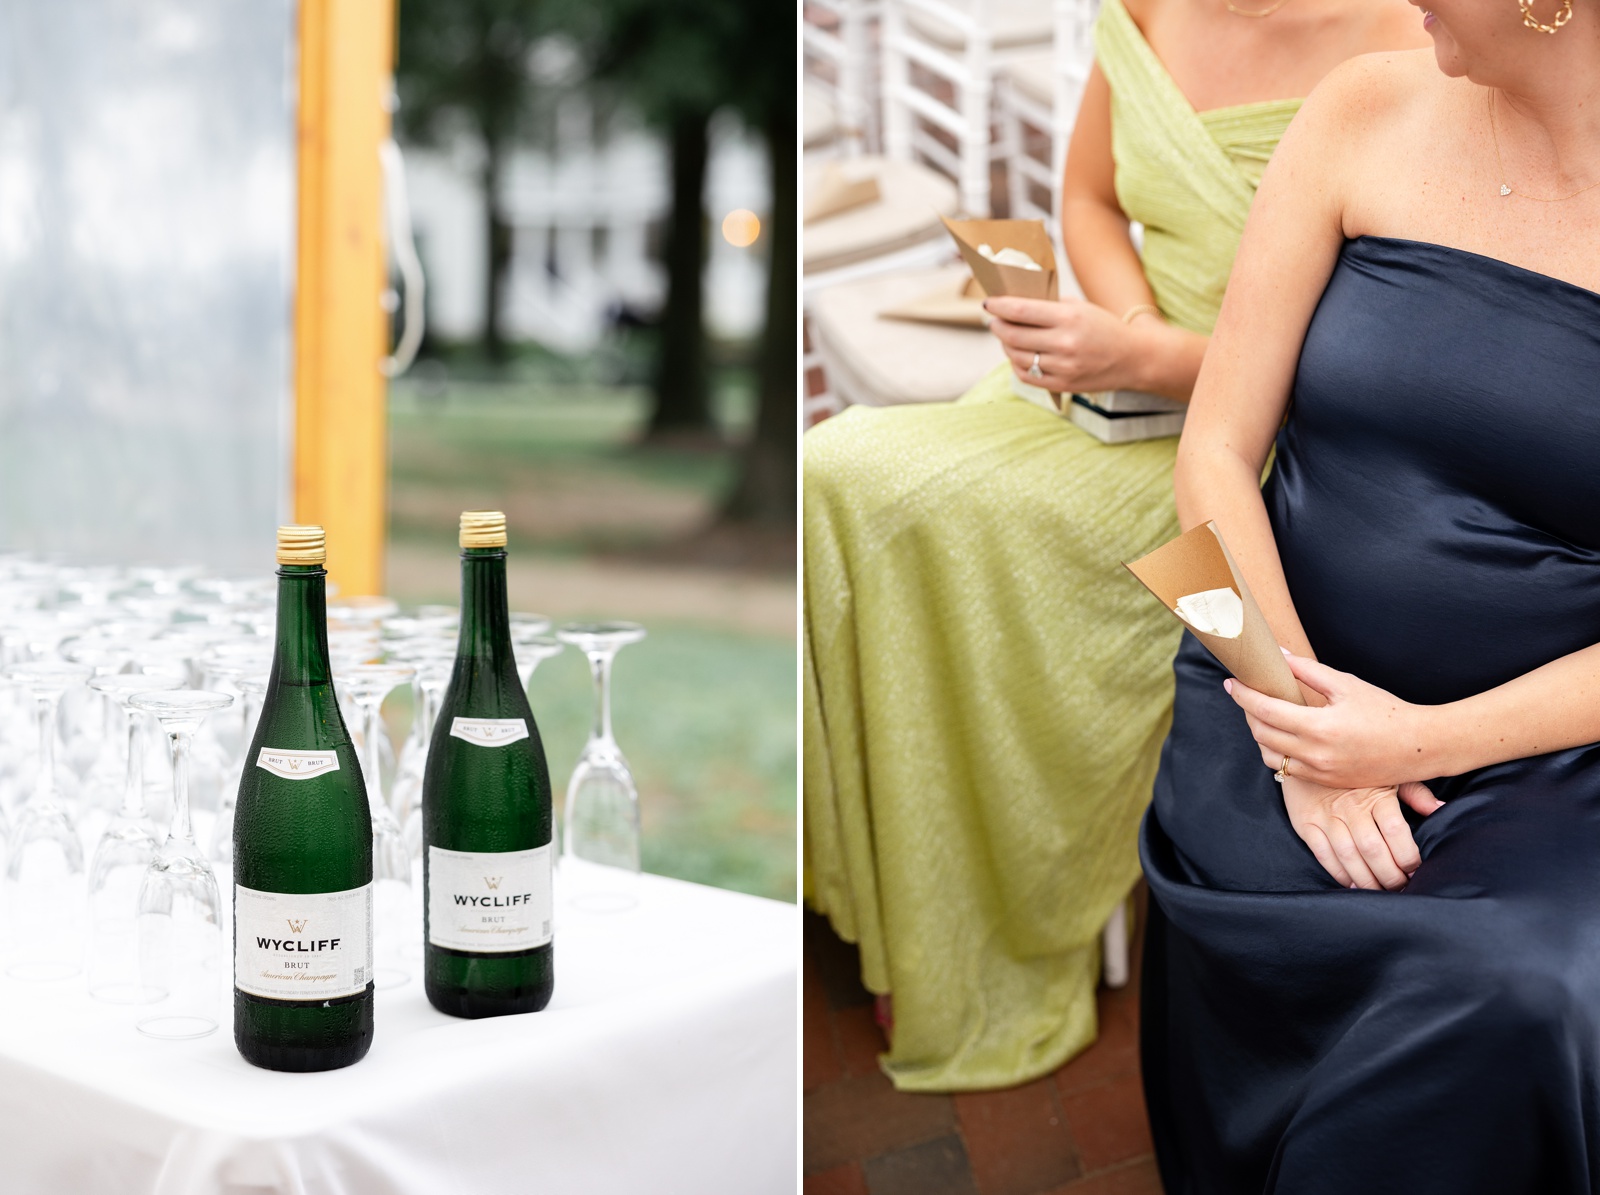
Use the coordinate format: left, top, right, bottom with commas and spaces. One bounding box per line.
1174, 588, 1245, 639
976, 243, 1043, 270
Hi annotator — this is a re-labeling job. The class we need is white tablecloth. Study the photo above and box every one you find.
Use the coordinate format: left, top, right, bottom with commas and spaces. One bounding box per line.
0, 868, 797, 1194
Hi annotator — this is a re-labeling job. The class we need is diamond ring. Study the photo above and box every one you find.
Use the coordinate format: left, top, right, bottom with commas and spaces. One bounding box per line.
1027, 352, 1042, 379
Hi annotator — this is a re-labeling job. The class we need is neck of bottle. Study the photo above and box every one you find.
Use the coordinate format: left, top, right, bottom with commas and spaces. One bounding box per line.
457, 549, 513, 663
271, 565, 333, 687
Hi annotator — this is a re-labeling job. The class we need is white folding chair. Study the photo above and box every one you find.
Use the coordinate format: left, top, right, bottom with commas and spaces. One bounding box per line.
881, 0, 1054, 216
803, 156, 962, 423
811, 264, 1005, 410
997, 0, 1098, 249
804, 0, 883, 156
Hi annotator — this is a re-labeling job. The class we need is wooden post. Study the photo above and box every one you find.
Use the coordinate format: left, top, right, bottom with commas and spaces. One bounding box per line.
294, 0, 394, 596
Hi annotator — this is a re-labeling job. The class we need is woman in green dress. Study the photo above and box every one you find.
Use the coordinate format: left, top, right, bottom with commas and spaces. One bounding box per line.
803, 0, 1426, 1092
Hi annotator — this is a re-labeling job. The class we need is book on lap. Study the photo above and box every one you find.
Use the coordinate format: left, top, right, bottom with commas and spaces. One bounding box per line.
1068, 395, 1186, 443
1007, 375, 1188, 442
1081, 389, 1186, 414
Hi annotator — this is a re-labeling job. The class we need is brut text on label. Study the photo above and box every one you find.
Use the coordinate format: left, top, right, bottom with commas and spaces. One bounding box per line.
256, 748, 341, 781
235, 884, 372, 1001
428, 844, 553, 953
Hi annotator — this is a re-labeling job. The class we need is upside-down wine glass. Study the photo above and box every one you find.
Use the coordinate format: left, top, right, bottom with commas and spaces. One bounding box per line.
132, 689, 233, 1039
6, 661, 91, 979
556, 622, 646, 913
510, 612, 552, 637
209, 675, 268, 865
391, 642, 455, 856
338, 662, 417, 988
86, 672, 183, 1003
62, 636, 135, 826
511, 630, 563, 694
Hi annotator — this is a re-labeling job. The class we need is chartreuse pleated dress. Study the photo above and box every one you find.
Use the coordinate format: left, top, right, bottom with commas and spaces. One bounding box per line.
802, 0, 1301, 1093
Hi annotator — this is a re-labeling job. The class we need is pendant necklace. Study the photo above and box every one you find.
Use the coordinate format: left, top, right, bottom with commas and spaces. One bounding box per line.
1225, 0, 1293, 15
1488, 88, 1600, 202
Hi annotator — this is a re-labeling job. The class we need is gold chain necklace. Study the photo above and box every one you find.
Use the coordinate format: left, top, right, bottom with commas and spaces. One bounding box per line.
1225, 0, 1293, 15
1488, 88, 1600, 202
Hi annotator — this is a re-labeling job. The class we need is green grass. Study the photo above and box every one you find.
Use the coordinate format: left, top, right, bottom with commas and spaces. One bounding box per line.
386, 363, 795, 902
526, 626, 796, 902
391, 386, 737, 498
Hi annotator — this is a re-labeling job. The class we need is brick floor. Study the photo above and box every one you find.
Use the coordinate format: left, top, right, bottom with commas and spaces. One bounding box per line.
803, 888, 1162, 1195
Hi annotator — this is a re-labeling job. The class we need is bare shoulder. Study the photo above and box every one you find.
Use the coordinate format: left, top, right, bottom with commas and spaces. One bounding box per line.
1250, 48, 1442, 233
1290, 47, 1440, 153
1121, 0, 1159, 29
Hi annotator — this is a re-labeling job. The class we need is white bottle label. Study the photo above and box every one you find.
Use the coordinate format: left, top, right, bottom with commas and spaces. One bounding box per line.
449, 717, 530, 748
234, 884, 372, 1001
256, 748, 340, 781
428, 844, 553, 953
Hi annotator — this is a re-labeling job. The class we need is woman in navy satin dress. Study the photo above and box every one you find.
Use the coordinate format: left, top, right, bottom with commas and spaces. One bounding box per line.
1141, 2, 1600, 1191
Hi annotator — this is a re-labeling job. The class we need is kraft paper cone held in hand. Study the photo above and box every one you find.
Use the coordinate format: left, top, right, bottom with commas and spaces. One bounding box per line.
943, 216, 1063, 405
1125, 522, 1305, 705
940, 217, 1059, 302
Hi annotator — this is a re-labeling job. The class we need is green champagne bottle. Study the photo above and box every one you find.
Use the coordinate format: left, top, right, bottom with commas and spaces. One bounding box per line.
233, 525, 374, 1071
423, 511, 555, 1018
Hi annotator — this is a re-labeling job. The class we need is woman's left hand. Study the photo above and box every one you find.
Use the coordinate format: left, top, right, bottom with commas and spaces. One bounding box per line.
984, 295, 1151, 395
1224, 650, 1439, 789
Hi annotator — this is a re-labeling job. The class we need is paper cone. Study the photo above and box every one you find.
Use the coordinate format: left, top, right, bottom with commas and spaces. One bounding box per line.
1124, 522, 1304, 705
940, 217, 1058, 301
879, 273, 989, 328
804, 163, 882, 224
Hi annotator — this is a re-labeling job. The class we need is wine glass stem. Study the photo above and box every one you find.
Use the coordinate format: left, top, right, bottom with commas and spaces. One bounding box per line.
421, 682, 443, 740
168, 729, 194, 845
362, 698, 385, 813
242, 693, 260, 753
588, 651, 615, 746
32, 692, 58, 806
120, 707, 145, 821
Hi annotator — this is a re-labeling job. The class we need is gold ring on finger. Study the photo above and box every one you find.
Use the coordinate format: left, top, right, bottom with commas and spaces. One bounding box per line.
1273, 755, 1291, 783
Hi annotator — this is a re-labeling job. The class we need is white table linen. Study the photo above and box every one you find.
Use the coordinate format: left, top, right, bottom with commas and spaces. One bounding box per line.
0, 868, 797, 1194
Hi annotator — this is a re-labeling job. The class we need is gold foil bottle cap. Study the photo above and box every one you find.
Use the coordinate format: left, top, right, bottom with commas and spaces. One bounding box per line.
460, 510, 508, 549
276, 525, 326, 566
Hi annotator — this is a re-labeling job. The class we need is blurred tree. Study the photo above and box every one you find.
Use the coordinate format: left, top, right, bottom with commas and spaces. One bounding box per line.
557, 0, 795, 513
395, 0, 547, 364
552, 0, 729, 437
719, 10, 796, 527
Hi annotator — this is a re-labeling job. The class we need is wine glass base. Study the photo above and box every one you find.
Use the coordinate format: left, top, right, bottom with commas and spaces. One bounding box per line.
567, 892, 639, 915
375, 966, 410, 990
6, 961, 80, 982
90, 981, 167, 1005
137, 1014, 218, 1040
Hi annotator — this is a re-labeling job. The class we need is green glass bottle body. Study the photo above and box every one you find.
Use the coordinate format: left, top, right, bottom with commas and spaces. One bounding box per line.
422, 547, 555, 1018
233, 564, 374, 1071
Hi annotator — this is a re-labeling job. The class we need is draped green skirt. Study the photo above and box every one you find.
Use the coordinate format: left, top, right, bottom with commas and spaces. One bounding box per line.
803, 366, 1184, 1091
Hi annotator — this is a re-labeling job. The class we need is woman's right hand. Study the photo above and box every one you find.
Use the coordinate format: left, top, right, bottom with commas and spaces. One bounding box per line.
1281, 775, 1443, 891
984, 295, 1150, 396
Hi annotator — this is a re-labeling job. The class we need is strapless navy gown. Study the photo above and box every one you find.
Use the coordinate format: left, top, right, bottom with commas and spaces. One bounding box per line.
1142, 236, 1600, 1193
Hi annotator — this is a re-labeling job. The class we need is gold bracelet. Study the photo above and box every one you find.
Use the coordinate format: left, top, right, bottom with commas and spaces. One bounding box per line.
1122, 304, 1163, 324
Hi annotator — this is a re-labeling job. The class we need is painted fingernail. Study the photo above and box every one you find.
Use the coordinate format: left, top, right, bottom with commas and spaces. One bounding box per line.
1223, 679, 1233, 694
1280, 646, 1292, 655
1350, 884, 1359, 890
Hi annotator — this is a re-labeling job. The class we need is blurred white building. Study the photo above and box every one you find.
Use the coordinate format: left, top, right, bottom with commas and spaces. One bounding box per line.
402, 100, 770, 354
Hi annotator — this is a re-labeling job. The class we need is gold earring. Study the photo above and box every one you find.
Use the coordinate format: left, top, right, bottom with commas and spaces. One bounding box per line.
1519, 0, 1573, 33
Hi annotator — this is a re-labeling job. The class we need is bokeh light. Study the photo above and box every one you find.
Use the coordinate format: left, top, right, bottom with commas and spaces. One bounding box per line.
721, 208, 761, 248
